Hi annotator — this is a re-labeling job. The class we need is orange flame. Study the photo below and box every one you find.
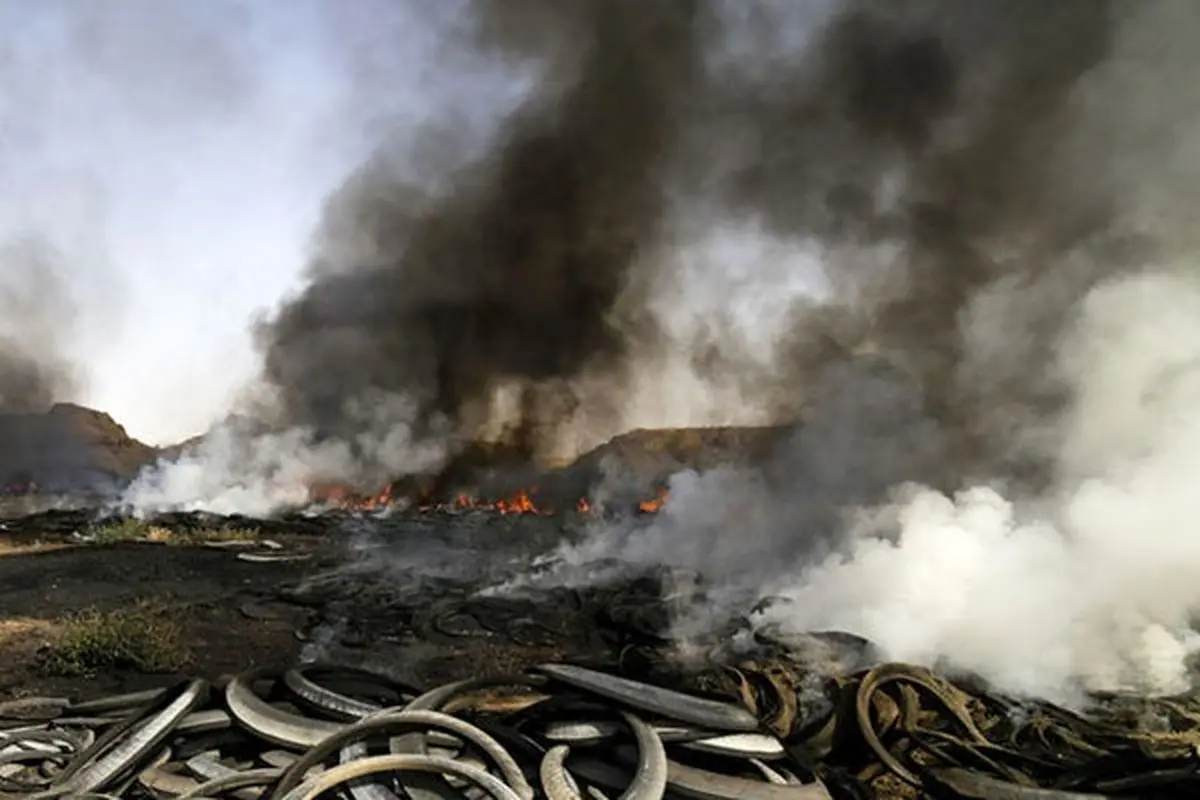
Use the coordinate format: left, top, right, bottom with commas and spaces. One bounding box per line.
307, 482, 667, 515
417, 488, 554, 516
307, 482, 393, 511
638, 487, 669, 513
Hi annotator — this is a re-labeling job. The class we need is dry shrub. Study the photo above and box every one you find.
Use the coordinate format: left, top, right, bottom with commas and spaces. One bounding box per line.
89, 519, 258, 545
39, 600, 191, 676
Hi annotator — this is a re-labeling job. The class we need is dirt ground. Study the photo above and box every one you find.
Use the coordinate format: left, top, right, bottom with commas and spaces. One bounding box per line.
0, 508, 623, 705
0, 530, 326, 702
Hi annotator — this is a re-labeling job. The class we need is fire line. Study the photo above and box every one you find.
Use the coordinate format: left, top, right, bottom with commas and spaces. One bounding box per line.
305, 482, 666, 515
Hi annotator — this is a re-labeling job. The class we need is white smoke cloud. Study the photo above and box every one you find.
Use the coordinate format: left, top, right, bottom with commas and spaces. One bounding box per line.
527, 268, 1200, 704
756, 270, 1200, 702
122, 391, 448, 516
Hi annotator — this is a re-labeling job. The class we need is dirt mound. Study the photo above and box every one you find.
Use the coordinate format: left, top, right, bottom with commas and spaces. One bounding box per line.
388, 425, 795, 508
573, 425, 791, 477
538, 425, 792, 500
0, 403, 156, 494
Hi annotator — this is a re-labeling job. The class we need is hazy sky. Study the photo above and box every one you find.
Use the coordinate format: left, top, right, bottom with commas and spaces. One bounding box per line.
0, 0, 834, 445
0, 0, 493, 444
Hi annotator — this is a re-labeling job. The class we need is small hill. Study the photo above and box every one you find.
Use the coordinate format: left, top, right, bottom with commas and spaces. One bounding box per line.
535, 425, 793, 500
567, 425, 791, 481
0, 403, 158, 494
152, 414, 265, 464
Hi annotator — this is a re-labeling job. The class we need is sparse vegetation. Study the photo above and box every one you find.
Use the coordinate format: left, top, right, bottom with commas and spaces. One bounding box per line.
183, 525, 259, 544
89, 519, 258, 546
91, 517, 150, 543
39, 600, 192, 677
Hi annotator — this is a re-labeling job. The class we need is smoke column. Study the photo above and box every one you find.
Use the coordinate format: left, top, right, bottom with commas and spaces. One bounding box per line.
127, 0, 720, 510
256, 0, 705, 473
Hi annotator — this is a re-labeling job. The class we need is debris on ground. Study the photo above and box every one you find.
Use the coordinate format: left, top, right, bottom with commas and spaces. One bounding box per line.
3, 507, 1199, 798
5, 655, 1200, 799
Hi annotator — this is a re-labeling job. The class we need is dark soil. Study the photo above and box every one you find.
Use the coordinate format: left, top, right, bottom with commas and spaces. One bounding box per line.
0, 507, 671, 704
0, 535, 320, 700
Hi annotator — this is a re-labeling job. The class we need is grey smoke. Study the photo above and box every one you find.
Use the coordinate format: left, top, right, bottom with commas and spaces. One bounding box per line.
255, 0, 706, 474
687, 0, 1122, 479
246, 0, 1128, 487
551, 0, 1200, 703
0, 236, 82, 412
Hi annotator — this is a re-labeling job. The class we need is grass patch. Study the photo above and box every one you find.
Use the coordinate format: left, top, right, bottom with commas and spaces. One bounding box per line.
91, 518, 150, 544
39, 600, 192, 677
178, 526, 259, 544
89, 519, 258, 546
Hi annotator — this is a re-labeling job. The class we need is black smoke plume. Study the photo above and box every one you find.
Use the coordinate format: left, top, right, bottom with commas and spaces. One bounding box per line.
696, 0, 1120, 486
259, 0, 704, 472
258, 0, 1127, 488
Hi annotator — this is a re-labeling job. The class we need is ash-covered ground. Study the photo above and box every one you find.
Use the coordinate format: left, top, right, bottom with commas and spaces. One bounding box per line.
11, 501, 1200, 800
0, 420, 806, 708
0, 501, 788, 700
